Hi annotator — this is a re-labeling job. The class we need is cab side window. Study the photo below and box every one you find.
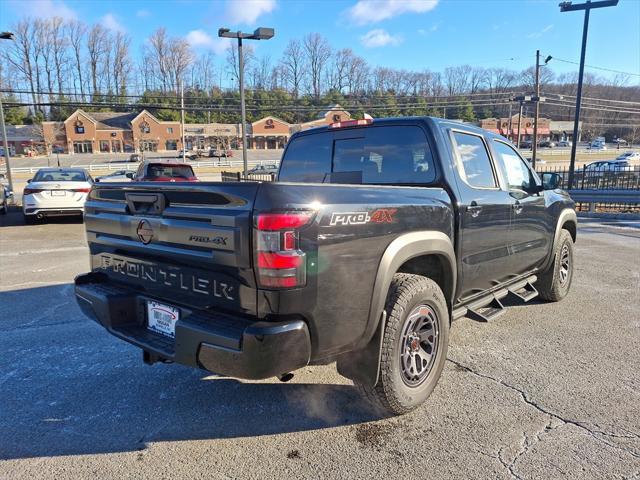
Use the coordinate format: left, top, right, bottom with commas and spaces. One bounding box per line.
493, 140, 538, 192
452, 132, 497, 188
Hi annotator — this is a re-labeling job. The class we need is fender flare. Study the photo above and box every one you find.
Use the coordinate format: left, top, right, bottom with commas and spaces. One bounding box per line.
541, 209, 577, 272
336, 231, 456, 387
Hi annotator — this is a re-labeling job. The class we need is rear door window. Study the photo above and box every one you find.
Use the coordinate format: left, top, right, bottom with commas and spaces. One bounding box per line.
452, 132, 497, 189
280, 125, 436, 185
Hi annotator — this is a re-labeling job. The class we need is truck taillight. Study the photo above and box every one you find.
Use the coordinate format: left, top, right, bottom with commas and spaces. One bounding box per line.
255, 212, 313, 289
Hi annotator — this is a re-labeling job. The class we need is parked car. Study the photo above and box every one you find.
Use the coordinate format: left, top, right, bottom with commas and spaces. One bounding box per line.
129, 154, 141, 162
177, 149, 198, 160
133, 161, 198, 182
519, 140, 533, 149
557, 140, 572, 148
22, 168, 93, 223
247, 164, 279, 175
539, 141, 556, 148
615, 151, 640, 162
588, 141, 607, 150
95, 170, 135, 182
75, 116, 577, 415
613, 138, 628, 146
209, 148, 233, 158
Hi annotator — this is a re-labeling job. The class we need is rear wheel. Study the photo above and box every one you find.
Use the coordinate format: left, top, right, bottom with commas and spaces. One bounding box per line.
356, 273, 449, 415
536, 229, 574, 302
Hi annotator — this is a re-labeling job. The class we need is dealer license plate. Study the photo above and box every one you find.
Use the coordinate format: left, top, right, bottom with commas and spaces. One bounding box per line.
147, 300, 179, 338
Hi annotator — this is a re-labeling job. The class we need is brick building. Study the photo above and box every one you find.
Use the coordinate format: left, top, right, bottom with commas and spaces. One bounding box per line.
42, 109, 183, 154
479, 115, 582, 143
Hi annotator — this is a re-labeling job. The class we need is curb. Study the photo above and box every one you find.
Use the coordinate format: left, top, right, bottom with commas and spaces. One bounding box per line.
577, 212, 640, 220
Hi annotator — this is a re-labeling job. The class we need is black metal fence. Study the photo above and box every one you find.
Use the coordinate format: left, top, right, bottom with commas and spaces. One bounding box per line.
536, 166, 640, 191
221, 171, 275, 182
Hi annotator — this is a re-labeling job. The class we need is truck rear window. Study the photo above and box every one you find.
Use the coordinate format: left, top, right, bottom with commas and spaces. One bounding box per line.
279, 125, 435, 185
146, 164, 195, 178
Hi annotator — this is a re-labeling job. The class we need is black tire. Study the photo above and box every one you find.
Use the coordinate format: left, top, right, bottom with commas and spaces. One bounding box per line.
356, 273, 449, 415
536, 229, 574, 302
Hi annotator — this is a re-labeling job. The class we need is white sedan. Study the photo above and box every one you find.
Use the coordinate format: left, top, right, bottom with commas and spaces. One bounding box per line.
22, 168, 93, 223
95, 170, 135, 182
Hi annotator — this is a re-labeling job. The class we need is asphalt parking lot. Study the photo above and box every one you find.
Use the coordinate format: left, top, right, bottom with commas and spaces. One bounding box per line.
0, 212, 638, 479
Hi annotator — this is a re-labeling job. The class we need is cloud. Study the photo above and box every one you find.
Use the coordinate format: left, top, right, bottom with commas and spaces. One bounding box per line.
136, 9, 151, 18
360, 29, 403, 48
19, 0, 76, 20
101, 13, 125, 33
347, 0, 438, 25
186, 30, 231, 55
527, 24, 554, 39
226, 0, 276, 25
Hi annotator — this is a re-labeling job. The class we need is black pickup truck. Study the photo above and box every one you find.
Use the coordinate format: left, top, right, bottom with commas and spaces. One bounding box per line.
75, 117, 576, 415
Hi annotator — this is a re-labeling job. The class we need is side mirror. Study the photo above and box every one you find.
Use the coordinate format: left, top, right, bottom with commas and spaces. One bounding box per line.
94, 178, 100, 182
27, 178, 32, 183
542, 172, 562, 190
126, 172, 135, 179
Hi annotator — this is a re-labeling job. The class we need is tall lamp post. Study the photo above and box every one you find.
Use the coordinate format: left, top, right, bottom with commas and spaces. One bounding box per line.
218, 27, 274, 178
0, 31, 15, 199
559, 0, 618, 187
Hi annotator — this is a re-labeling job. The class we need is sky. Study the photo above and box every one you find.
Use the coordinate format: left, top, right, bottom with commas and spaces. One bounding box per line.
2, 0, 639, 84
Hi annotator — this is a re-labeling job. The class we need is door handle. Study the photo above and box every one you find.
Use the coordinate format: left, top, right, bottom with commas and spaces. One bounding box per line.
513, 200, 523, 215
467, 201, 482, 218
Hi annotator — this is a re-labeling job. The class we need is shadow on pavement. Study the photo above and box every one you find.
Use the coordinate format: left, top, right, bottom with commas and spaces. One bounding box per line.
0, 208, 83, 227
0, 284, 382, 460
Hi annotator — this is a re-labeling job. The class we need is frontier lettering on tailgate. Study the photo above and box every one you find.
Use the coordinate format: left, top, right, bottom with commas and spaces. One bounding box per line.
99, 254, 234, 300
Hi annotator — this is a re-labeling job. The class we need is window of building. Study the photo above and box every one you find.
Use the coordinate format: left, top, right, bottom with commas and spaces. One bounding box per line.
74, 122, 85, 134
99, 140, 110, 152
165, 140, 177, 150
452, 132, 497, 188
493, 140, 539, 192
167, 127, 173, 134
140, 121, 150, 134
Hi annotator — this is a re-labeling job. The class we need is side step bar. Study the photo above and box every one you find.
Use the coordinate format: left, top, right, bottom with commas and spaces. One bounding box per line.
452, 275, 538, 323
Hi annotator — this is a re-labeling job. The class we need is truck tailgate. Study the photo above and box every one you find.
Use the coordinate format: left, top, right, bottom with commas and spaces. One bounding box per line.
84, 182, 259, 315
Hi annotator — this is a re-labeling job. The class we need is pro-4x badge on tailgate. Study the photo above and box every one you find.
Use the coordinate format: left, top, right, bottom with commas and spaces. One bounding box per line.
330, 208, 397, 226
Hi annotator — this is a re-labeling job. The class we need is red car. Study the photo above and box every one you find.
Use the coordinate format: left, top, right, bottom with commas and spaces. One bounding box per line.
133, 161, 198, 182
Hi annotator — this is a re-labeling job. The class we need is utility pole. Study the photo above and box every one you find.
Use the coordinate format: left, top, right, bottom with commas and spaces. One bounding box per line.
532, 50, 541, 169
180, 80, 186, 162
532, 51, 552, 169
559, 0, 619, 187
219, 27, 274, 177
516, 101, 524, 149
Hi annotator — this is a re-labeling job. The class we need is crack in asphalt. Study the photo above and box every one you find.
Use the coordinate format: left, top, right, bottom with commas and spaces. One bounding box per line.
447, 358, 640, 478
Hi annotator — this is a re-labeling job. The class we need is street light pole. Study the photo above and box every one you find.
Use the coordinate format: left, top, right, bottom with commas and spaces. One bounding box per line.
559, 0, 619, 187
218, 27, 274, 178
0, 32, 15, 198
180, 80, 186, 162
516, 101, 524, 149
238, 35, 248, 176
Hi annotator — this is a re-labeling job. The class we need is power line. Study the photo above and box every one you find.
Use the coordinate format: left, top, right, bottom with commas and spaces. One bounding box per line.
545, 56, 640, 77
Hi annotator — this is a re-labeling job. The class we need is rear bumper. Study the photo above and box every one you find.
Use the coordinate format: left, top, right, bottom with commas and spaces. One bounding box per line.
23, 207, 84, 216
74, 272, 311, 379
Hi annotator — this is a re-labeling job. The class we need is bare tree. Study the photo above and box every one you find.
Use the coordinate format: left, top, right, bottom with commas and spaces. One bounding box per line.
6, 20, 39, 110
112, 31, 132, 97
87, 24, 108, 96
67, 20, 87, 100
167, 37, 193, 92
225, 42, 254, 88
279, 39, 306, 98
148, 28, 170, 92
303, 33, 331, 98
